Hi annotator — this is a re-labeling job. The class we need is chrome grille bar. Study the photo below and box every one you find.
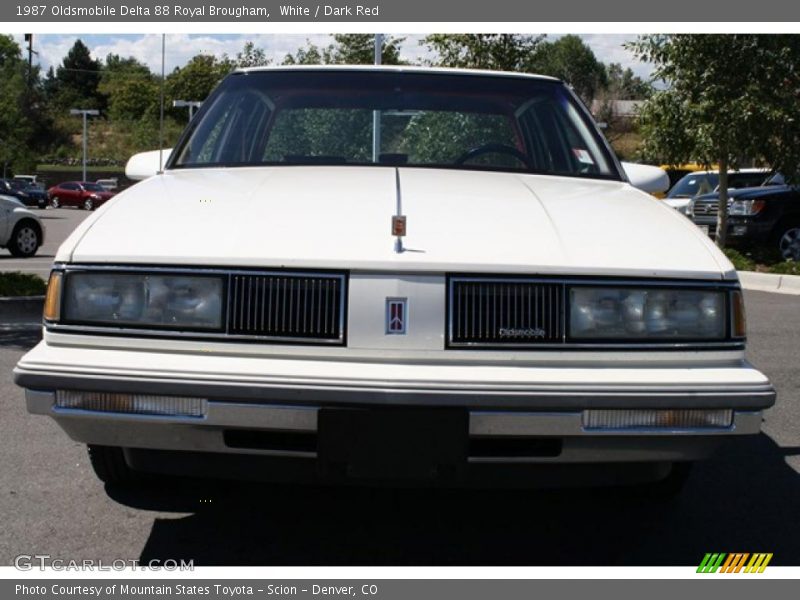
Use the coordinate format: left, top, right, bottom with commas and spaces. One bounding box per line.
228, 272, 345, 343
449, 277, 563, 347
693, 201, 719, 216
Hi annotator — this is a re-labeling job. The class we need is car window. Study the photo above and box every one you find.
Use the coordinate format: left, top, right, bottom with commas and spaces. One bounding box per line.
668, 173, 718, 198
82, 183, 105, 192
728, 172, 767, 189
765, 173, 786, 186
172, 70, 617, 179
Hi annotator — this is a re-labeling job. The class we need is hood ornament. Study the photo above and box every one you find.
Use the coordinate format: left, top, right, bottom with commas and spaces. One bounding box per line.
393, 169, 405, 253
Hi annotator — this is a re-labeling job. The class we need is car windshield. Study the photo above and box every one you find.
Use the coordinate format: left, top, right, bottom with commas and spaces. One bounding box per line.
668, 173, 718, 198
82, 183, 105, 192
764, 173, 786, 186
170, 70, 617, 179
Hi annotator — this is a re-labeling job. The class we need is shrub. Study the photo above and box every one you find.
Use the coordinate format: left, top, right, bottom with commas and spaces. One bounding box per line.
723, 248, 756, 272
0, 272, 47, 297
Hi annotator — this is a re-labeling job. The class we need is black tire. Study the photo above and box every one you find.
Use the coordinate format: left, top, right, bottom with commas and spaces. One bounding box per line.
638, 462, 693, 499
7, 221, 41, 258
87, 445, 140, 485
50, 196, 61, 209
774, 220, 800, 261
83, 198, 94, 211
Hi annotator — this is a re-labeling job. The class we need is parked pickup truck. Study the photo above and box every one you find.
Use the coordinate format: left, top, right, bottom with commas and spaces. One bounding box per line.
690, 174, 800, 260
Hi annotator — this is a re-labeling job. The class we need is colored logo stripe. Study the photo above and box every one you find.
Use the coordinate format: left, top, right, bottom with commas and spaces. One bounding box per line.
697, 553, 773, 573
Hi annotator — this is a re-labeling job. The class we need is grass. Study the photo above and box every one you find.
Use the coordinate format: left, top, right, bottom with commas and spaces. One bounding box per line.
0, 272, 47, 297
723, 247, 799, 275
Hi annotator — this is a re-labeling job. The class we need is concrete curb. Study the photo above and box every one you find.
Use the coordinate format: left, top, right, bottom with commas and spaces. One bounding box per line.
0, 296, 45, 321
739, 271, 800, 296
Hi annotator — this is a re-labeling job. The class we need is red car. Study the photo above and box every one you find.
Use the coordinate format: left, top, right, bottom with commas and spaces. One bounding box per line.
47, 181, 115, 211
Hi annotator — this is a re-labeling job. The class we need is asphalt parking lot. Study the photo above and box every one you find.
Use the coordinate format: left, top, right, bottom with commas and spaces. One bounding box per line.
0, 207, 91, 278
0, 289, 798, 567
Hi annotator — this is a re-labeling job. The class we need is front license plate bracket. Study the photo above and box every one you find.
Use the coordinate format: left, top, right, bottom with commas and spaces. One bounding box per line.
317, 407, 468, 482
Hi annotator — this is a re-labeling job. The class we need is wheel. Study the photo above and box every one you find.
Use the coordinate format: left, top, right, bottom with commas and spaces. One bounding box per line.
775, 221, 800, 261
637, 462, 693, 499
50, 196, 61, 209
7, 221, 41, 258
83, 198, 94, 211
87, 445, 140, 485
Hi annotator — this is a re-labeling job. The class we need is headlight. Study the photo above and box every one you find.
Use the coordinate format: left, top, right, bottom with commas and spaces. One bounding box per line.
569, 287, 727, 340
729, 199, 765, 216
60, 271, 224, 330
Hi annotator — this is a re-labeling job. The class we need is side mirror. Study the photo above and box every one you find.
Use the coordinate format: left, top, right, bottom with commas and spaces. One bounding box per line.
125, 149, 173, 181
622, 162, 670, 195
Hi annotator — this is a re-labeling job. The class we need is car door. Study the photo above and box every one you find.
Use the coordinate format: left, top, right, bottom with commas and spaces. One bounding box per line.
62, 183, 80, 206
0, 197, 10, 243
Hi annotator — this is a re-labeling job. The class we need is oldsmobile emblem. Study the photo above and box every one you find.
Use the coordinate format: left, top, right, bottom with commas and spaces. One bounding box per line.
386, 298, 407, 335
499, 327, 546, 339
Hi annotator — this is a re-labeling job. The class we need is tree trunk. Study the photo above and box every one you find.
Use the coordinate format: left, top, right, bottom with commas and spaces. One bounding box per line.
716, 156, 729, 249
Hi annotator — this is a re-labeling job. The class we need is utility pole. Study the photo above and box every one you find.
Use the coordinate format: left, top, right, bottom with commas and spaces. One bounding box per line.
24, 34, 36, 89
69, 109, 100, 182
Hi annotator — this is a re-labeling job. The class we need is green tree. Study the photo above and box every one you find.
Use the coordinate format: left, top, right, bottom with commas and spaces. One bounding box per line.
603, 62, 651, 100
423, 34, 544, 71
630, 34, 800, 247
233, 42, 271, 68
529, 35, 607, 104
165, 54, 233, 122
0, 35, 44, 173
98, 54, 159, 121
283, 34, 405, 65
53, 39, 103, 110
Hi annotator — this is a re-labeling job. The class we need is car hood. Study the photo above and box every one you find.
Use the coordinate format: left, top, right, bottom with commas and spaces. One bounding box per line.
60, 166, 733, 279
695, 184, 796, 202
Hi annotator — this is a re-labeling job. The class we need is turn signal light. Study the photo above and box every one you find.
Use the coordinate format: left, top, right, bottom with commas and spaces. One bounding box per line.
43, 271, 62, 322
583, 409, 733, 430
55, 391, 207, 418
731, 290, 747, 339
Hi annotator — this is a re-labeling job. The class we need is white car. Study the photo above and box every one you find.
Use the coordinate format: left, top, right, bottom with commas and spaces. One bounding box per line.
0, 194, 44, 257
14, 66, 774, 491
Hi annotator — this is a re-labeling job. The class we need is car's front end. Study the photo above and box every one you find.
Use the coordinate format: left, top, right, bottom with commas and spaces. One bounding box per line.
690, 185, 798, 256
14, 67, 775, 488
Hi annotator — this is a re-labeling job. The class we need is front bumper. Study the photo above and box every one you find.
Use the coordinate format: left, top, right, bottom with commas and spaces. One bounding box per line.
692, 215, 773, 243
15, 341, 775, 472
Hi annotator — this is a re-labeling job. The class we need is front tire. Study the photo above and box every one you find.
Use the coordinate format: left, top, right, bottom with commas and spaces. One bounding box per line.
7, 221, 41, 257
87, 445, 140, 485
637, 462, 693, 498
83, 198, 94, 211
50, 196, 61, 209
776, 221, 800, 261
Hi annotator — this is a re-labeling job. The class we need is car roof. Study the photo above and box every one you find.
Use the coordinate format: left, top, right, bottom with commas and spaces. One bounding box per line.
235, 64, 561, 83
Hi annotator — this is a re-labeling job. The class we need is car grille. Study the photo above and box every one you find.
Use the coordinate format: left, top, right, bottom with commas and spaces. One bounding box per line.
228, 272, 346, 343
449, 277, 563, 347
693, 201, 719, 217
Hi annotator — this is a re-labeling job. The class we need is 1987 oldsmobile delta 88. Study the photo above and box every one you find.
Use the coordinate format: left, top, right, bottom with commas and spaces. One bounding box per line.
14, 66, 775, 490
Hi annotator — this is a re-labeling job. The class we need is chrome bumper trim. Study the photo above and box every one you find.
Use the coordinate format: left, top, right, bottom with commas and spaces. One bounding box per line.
27, 390, 763, 438
15, 367, 777, 411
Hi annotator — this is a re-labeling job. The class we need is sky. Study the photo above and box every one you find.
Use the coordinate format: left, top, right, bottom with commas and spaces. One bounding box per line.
11, 33, 653, 79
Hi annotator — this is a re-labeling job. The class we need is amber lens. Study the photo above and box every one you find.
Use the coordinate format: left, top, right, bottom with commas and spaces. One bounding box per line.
732, 290, 747, 338
43, 271, 62, 322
